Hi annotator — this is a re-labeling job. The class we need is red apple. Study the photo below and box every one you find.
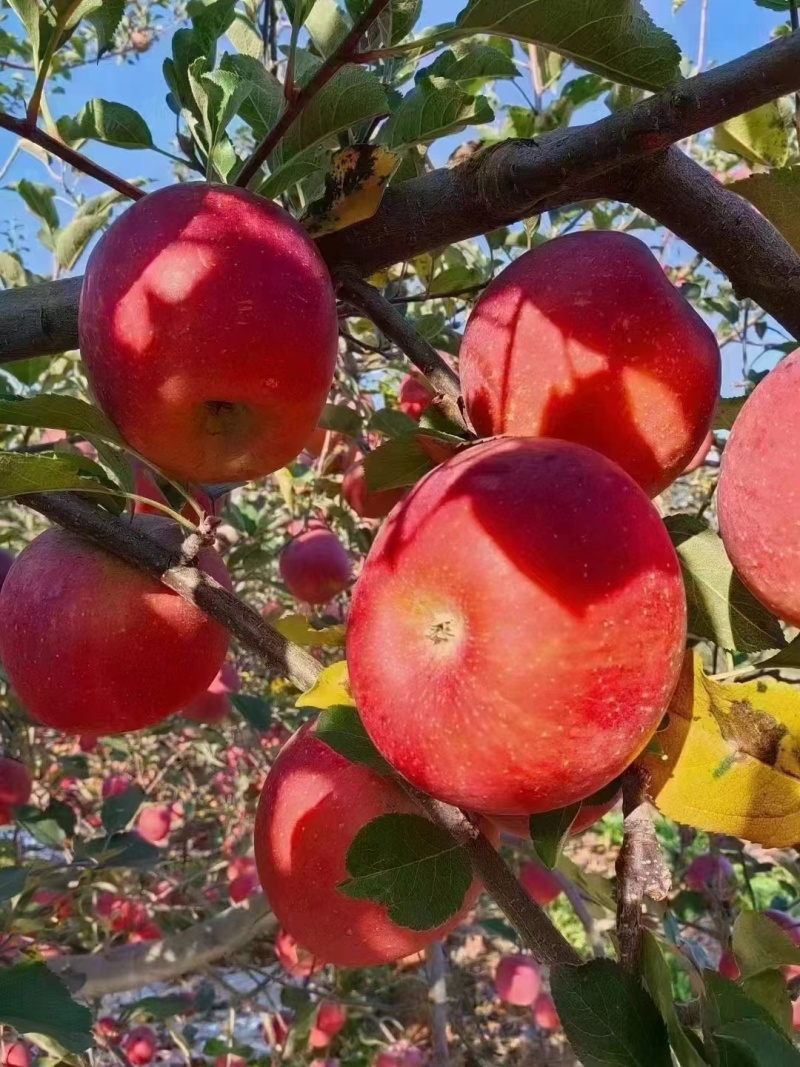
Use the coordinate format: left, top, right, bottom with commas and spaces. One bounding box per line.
102, 774, 133, 799
460, 231, 721, 496
214, 1056, 246, 1067
0, 1043, 29, 1067
121, 1027, 157, 1066
136, 805, 172, 844
0, 515, 231, 734
274, 927, 325, 976
183, 660, 240, 723
0, 806, 11, 827
718, 349, 800, 626
491, 787, 622, 839
95, 1018, 122, 1045
280, 526, 350, 604
532, 992, 560, 1031
229, 872, 258, 903
79, 183, 338, 484
347, 437, 686, 814
254, 721, 496, 967
793, 998, 800, 1033
128, 922, 162, 943
494, 954, 541, 1006
682, 431, 714, 474
0, 756, 31, 807
342, 457, 406, 520
685, 854, 737, 901
519, 860, 563, 907
39, 428, 95, 458
718, 950, 740, 981
309, 1002, 347, 1049
399, 375, 435, 420
262, 599, 283, 622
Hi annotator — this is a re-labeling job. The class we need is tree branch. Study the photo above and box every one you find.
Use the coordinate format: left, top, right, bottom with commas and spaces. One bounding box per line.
236, 0, 393, 188
49, 896, 275, 997
6, 31, 800, 359
0, 111, 144, 202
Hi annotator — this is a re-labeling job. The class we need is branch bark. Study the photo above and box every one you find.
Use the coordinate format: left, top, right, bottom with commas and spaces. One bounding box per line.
6, 31, 800, 359
48, 896, 275, 997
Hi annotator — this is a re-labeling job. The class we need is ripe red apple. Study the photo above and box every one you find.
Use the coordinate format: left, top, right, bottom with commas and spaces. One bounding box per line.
0, 1042, 30, 1067
262, 599, 283, 622
136, 805, 172, 844
532, 992, 560, 1031
0, 516, 231, 734
215, 1056, 246, 1067
102, 774, 133, 799
682, 431, 714, 474
0, 806, 11, 827
342, 456, 407, 520
399, 375, 435, 420
494, 954, 541, 1006
718, 349, 800, 625
491, 787, 622, 839
310, 1061, 339, 1067
121, 1027, 157, 1067
0, 756, 31, 807
375, 1043, 425, 1067
229, 871, 258, 903
128, 921, 162, 943
95, 1018, 122, 1045
718, 950, 740, 981
460, 231, 721, 496
279, 526, 350, 604
79, 183, 338, 484
32, 889, 73, 920
793, 998, 800, 1033
519, 860, 563, 907
274, 927, 325, 976
0, 548, 15, 591
254, 721, 495, 967
685, 854, 737, 901
39, 428, 95, 459
183, 660, 240, 724
347, 437, 686, 814
309, 1002, 347, 1049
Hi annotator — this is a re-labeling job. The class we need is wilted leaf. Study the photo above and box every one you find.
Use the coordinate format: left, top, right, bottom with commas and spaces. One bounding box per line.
550, 958, 671, 1066
0, 961, 92, 1052
339, 812, 472, 930
665, 515, 785, 653
729, 167, 800, 254
272, 614, 345, 648
295, 661, 351, 709
715, 100, 792, 168
643, 652, 800, 847
302, 145, 399, 237
316, 705, 393, 774
454, 0, 681, 91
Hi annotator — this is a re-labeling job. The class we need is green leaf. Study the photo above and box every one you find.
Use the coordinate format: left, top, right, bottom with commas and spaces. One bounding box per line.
0, 866, 28, 901
381, 78, 493, 149
714, 1019, 800, 1066
346, 0, 422, 43
189, 0, 237, 51
8, 0, 40, 61
102, 784, 145, 835
665, 515, 785, 653
88, 438, 135, 496
731, 911, 800, 979
87, 831, 163, 869
339, 812, 472, 930
15, 805, 66, 848
272, 614, 345, 647
316, 705, 394, 774
741, 970, 792, 1035
200, 67, 253, 170
363, 431, 462, 492
220, 53, 284, 140
258, 144, 329, 199
550, 958, 672, 1067
703, 970, 786, 1036
369, 408, 419, 438
286, 0, 350, 56
454, 0, 681, 91
640, 932, 708, 1067
714, 100, 792, 168
0, 252, 28, 289
68, 0, 125, 54
318, 402, 363, 436
759, 633, 800, 670
728, 168, 800, 255
557, 857, 616, 912
47, 799, 77, 838
14, 180, 59, 232
74, 99, 154, 149
754, 0, 792, 8
419, 41, 518, 88
122, 994, 195, 1023
0, 961, 93, 1052
164, 28, 209, 116
0, 395, 121, 441
528, 804, 580, 869
229, 693, 272, 731
714, 396, 746, 431
226, 13, 263, 57
54, 211, 110, 271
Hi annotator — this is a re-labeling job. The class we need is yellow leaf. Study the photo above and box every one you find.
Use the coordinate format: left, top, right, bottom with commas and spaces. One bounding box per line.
643, 652, 800, 847
273, 468, 293, 509
295, 660, 351, 709
301, 145, 399, 238
273, 613, 345, 648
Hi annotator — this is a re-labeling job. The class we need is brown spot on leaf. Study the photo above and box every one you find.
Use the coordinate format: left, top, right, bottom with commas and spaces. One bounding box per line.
711, 697, 797, 773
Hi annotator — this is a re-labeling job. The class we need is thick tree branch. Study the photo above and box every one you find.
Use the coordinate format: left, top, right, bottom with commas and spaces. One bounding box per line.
5, 32, 800, 359
49, 896, 274, 997
236, 0, 392, 188
0, 111, 144, 202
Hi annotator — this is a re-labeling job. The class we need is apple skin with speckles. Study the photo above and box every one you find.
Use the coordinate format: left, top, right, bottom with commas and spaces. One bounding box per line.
254, 720, 497, 968
718, 348, 800, 627
0, 516, 230, 735
460, 231, 720, 497
346, 437, 686, 814
79, 183, 338, 484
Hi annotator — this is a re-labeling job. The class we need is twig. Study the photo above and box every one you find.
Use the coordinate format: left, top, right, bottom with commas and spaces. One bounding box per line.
236, 0, 393, 188
615, 766, 671, 974
426, 942, 450, 1067
791, 2, 800, 143
389, 282, 487, 305
336, 270, 462, 399
0, 110, 143, 201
